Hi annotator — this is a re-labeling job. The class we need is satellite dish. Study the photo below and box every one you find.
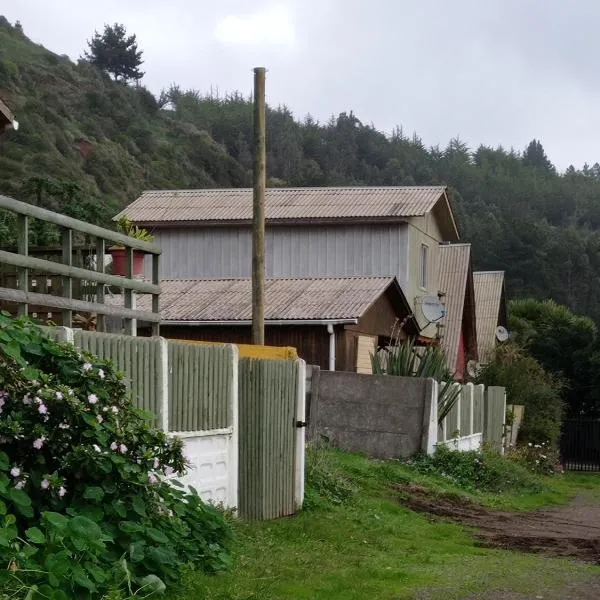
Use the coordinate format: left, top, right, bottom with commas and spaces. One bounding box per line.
467, 360, 481, 378
421, 296, 444, 323
496, 325, 509, 342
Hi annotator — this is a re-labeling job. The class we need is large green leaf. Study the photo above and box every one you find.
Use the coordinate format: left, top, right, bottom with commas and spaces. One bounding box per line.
25, 527, 46, 544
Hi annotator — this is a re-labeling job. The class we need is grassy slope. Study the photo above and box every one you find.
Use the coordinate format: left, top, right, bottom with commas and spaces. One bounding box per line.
0, 17, 247, 215
170, 450, 600, 600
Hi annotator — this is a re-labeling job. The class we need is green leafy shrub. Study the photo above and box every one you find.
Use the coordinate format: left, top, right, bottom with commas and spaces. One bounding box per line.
407, 445, 543, 493
478, 343, 565, 445
506, 442, 563, 476
304, 447, 357, 509
0, 314, 232, 597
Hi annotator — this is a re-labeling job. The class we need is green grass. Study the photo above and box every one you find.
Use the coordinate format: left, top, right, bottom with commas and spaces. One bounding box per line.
167, 450, 600, 600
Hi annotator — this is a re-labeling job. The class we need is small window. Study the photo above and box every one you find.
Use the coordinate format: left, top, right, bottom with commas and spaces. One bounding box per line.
420, 244, 428, 289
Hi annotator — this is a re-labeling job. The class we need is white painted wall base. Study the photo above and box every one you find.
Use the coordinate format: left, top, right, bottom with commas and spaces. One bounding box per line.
439, 432, 483, 452
169, 429, 236, 508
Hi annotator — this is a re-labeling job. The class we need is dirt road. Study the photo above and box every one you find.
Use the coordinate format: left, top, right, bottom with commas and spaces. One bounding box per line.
400, 485, 600, 599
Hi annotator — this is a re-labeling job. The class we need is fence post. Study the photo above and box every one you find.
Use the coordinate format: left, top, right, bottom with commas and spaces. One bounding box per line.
295, 359, 306, 510
53, 326, 74, 344
465, 382, 474, 436
156, 337, 169, 432
421, 378, 438, 455
228, 345, 239, 513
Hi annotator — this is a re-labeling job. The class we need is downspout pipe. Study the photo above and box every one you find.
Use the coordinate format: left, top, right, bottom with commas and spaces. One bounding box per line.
327, 324, 335, 371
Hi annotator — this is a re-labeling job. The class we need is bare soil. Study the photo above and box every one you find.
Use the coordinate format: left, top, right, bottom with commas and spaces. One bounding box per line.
399, 485, 600, 599
396, 484, 600, 563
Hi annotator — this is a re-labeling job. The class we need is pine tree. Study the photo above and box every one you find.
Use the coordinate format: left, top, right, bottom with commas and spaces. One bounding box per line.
85, 23, 144, 83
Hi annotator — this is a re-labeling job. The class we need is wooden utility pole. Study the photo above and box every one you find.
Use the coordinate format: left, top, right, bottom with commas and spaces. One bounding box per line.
252, 67, 266, 345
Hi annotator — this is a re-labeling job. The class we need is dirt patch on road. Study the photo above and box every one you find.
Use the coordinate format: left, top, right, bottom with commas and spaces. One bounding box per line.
396, 484, 600, 563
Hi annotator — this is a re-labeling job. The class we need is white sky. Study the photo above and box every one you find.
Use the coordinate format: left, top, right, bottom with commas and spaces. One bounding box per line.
4, 0, 600, 170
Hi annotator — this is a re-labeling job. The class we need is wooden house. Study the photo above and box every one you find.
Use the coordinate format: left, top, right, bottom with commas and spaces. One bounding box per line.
0, 98, 15, 134
116, 186, 459, 340
437, 243, 478, 380
129, 276, 418, 372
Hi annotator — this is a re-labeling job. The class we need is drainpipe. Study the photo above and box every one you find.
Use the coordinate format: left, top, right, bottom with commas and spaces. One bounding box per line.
327, 324, 336, 371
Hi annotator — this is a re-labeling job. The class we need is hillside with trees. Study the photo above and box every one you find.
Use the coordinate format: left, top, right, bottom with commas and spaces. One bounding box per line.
3, 16, 600, 326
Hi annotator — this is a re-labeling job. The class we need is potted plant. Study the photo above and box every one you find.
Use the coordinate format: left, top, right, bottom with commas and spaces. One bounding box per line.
109, 217, 154, 277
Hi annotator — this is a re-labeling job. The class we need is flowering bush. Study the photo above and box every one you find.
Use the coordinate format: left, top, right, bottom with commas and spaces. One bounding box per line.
506, 441, 563, 476
0, 314, 232, 598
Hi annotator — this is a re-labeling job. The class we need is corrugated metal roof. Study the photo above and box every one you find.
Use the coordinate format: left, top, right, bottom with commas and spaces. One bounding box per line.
115, 276, 403, 322
116, 186, 449, 224
473, 271, 505, 363
438, 244, 472, 372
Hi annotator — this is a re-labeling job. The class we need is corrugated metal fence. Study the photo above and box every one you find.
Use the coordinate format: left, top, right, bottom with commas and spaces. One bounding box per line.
168, 341, 234, 432
74, 331, 164, 421
49, 327, 305, 519
238, 358, 303, 520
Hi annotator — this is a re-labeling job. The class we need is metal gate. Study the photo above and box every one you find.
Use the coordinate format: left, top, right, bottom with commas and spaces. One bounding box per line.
238, 358, 305, 520
561, 418, 600, 471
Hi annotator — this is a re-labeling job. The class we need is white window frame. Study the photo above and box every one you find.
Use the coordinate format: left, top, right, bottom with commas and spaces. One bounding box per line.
420, 243, 429, 290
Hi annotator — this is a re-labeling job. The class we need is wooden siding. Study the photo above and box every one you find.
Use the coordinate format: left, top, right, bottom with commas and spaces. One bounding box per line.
149, 223, 410, 291
160, 324, 333, 371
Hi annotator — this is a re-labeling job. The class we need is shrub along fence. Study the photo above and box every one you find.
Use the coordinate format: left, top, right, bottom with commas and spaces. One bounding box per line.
49, 326, 305, 520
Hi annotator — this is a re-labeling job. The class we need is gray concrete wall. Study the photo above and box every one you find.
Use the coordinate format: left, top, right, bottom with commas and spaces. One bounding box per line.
311, 371, 435, 459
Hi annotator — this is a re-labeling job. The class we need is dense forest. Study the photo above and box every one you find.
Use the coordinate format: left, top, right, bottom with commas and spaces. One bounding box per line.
3, 17, 600, 326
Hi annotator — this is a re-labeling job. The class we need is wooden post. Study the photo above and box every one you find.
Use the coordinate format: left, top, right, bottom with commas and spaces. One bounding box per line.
16, 214, 28, 317
61, 228, 72, 327
124, 247, 136, 336
96, 238, 105, 332
252, 66, 266, 345
151, 253, 160, 336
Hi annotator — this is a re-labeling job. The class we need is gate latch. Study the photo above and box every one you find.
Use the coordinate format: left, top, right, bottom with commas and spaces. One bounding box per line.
296, 420, 307, 428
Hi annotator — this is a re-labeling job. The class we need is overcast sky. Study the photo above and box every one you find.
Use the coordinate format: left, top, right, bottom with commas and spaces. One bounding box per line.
4, 1, 600, 170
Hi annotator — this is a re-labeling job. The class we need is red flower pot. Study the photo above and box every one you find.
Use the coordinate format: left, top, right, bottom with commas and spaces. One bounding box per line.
109, 248, 145, 277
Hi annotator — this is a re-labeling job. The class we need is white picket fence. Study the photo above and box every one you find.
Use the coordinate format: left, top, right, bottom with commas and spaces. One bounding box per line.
425, 382, 507, 454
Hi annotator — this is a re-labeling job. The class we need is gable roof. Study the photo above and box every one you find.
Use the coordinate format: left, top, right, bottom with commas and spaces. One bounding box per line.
120, 276, 414, 324
438, 244, 477, 371
473, 271, 507, 363
117, 186, 459, 240
0, 98, 14, 129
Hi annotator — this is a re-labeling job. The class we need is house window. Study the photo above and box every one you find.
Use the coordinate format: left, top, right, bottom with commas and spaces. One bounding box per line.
420, 244, 429, 289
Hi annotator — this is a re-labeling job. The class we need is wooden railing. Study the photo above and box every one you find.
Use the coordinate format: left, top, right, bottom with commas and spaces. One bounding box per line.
0, 194, 161, 335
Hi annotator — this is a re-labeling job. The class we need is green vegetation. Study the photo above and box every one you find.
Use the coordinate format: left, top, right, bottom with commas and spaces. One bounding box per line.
408, 445, 546, 493
479, 343, 565, 444
167, 449, 600, 600
0, 315, 232, 598
509, 298, 600, 417
85, 23, 144, 83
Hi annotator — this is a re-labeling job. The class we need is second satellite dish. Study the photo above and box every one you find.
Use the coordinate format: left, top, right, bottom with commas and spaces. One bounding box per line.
496, 325, 509, 342
421, 296, 445, 323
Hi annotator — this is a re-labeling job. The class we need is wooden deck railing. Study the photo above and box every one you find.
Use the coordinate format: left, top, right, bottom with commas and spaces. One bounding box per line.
0, 194, 161, 335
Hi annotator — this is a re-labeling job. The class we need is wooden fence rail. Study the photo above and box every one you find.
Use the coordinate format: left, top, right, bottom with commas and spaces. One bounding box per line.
0, 194, 161, 334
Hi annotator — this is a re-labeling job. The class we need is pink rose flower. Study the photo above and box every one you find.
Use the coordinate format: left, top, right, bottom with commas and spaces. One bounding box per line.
10, 467, 20, 478
33, 437, 46, 450
87, 394, 98, 404
41, 479, 50, 490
